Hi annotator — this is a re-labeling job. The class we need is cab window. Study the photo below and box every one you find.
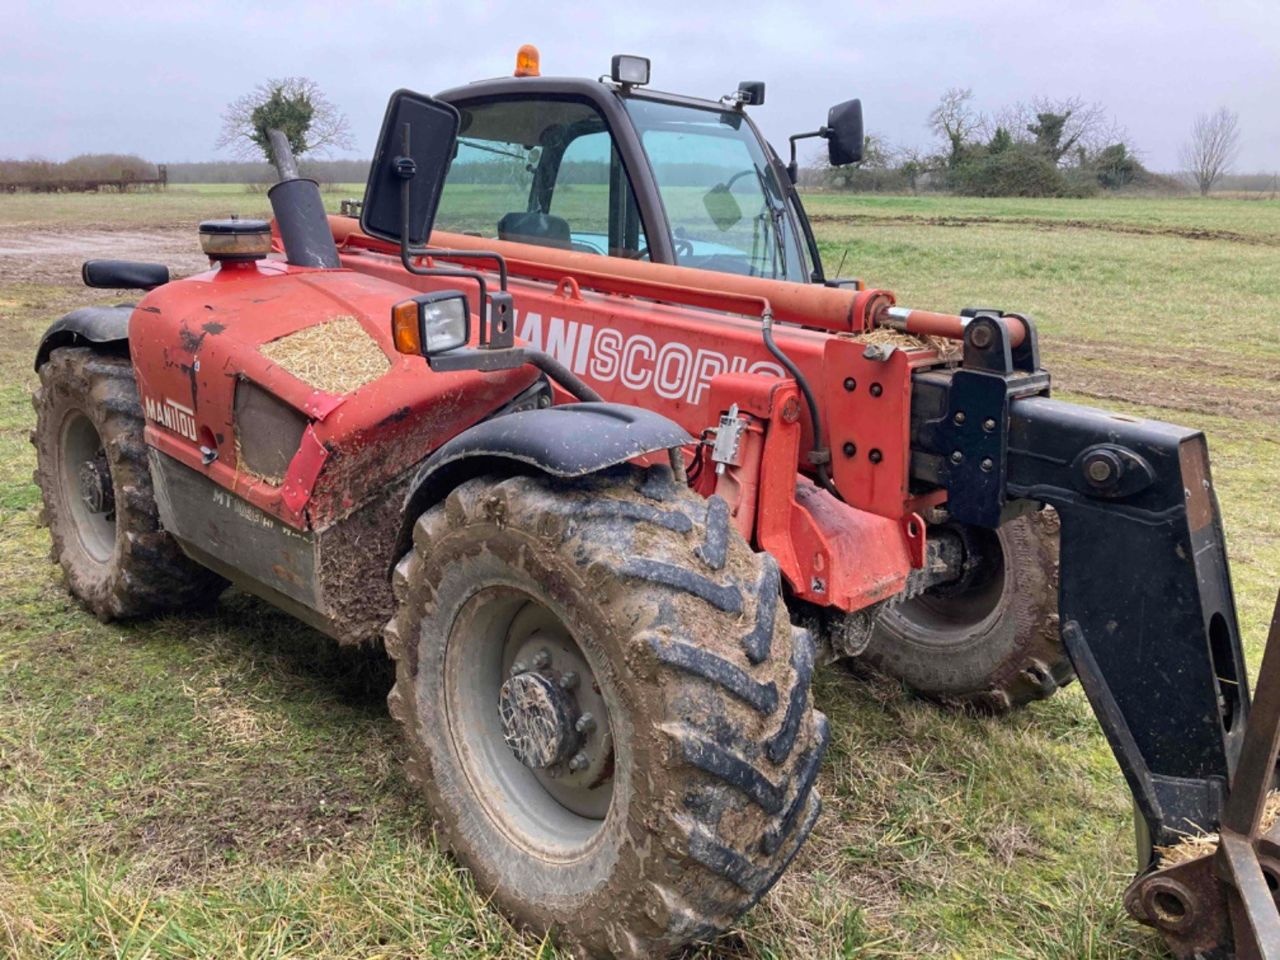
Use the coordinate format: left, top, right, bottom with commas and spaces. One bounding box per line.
624, 97, 808, 281
436, 98, 645, 257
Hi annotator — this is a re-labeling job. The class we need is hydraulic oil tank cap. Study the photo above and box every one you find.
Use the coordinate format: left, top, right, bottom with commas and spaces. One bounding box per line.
199, 219, 272, 261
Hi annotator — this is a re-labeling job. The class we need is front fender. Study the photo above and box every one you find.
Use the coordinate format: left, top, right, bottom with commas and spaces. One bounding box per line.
394, 402, 692, 558
34, 305, 134, 370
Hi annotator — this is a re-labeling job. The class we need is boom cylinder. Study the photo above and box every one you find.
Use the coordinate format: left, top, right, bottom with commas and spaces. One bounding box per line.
879, 305, 1027, 348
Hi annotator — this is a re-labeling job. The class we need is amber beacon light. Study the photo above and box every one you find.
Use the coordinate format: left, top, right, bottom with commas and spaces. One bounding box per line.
514, 44, 541, 77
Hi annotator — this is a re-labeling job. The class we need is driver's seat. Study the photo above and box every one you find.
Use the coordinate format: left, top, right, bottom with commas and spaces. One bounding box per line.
497, 212, 572, 250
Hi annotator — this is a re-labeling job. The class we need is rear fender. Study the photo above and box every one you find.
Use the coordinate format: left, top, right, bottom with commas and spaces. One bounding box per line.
34, 305, 134, 371
394, 402, 692, 559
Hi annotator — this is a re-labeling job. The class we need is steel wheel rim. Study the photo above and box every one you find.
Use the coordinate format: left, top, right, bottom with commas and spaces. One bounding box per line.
443, 585, 617, 858
59, 411, 116, 564
886, 527, 1007, 646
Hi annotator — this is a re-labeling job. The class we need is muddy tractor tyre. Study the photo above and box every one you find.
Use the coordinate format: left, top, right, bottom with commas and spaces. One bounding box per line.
863, 508, 1071, 712
32, 347, 226, 620
384, 466, 827, 958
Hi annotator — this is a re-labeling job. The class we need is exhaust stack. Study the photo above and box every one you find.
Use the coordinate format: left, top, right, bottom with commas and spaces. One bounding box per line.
266, 128, 340, 270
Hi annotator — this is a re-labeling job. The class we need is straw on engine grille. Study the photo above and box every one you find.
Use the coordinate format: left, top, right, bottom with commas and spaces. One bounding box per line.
260, 316, 390, 395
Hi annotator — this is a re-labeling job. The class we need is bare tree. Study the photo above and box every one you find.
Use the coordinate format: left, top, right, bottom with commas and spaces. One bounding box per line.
893, 144, 931, 193
992, 97, 1119, 164
928, 88, 985, 166
858, 133, 894, 170
216, 77, 354, 166
1037, 97, 1117, 161
1180, 107, 1240, 196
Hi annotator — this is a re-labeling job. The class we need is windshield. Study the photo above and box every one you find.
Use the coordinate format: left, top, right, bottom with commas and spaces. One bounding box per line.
624, 97, 807, 282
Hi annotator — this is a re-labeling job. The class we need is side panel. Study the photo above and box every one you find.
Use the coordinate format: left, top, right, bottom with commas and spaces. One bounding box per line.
150, 449, 319, 608
338, 247, 934, 522
151, 447, 409, 646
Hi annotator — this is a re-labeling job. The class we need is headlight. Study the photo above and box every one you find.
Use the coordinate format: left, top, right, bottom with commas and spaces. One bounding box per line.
391, 291, 471, 356
422, 294, 469, 353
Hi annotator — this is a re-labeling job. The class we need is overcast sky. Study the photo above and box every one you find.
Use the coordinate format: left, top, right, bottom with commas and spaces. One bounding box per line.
4, 0, 1278, 172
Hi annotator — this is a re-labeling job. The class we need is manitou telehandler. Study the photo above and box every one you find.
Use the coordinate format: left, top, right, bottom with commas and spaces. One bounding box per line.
32, 51, 1280, 958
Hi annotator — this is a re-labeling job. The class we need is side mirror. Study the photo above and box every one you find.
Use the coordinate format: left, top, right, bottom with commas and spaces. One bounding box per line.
826, 98, 864, 167
702, 183, 743, 232
361, 89, 461, 246
736, 81, 765, 106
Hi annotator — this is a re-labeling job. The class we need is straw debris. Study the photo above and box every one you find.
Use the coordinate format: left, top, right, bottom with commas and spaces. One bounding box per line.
1156, 791, 1280, 865
260, 316, 390, 395
851, 327, 962, 358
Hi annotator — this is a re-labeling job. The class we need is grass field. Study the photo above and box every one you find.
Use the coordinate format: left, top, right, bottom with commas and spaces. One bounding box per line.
1, 189, 1278, 959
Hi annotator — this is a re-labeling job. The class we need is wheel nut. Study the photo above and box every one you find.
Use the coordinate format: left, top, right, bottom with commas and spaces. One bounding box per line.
532, 649, 551, 670
568, 752, 589, 772
559, 671, 579, 690
983, 418, 997, 432
575, 713, 596, 734
950, 450, 965, 464
953, 411, 966, 425
980, 457, 994, 473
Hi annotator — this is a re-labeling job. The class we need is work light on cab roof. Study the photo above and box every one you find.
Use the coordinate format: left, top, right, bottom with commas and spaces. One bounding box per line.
610, 54, 650, 87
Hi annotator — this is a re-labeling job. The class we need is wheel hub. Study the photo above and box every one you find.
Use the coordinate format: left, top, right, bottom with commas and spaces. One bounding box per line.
499, 671, 580, 769
500, 631, 613, 796
76, 455, 114, 517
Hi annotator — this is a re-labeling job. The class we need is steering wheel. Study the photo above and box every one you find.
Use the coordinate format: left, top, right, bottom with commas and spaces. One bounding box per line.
622, 238, 692, 261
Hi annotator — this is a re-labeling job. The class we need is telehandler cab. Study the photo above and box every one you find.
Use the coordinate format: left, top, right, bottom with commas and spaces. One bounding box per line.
32, 53, 1280, 958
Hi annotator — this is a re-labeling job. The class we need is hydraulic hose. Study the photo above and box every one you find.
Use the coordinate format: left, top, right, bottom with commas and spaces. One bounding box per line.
524, 349, 602, 403
761, 311, 842, 501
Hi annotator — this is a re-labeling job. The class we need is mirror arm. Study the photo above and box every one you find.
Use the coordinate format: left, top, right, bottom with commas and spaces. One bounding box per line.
787, 128, 829, 184
393, 118, 497, 346
413, 249, 509, 292
399, 249, 512, 346
399, 257, 493, 346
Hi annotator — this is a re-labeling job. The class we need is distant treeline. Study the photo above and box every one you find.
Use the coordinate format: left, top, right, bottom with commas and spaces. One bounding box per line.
800, 89, 1276, 198
0, 154, 162, 190
3, 151, 1274, 198
0, 154, 371, 192
164, 159, 371, 184
447, 158, 736, 187
1218, 172, 1280, 193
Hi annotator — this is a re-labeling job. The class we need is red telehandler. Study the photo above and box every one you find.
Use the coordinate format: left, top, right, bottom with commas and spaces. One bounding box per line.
31, 53, 1280, 958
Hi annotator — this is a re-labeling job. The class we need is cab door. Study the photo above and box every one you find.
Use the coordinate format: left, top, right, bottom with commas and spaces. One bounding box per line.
432, 95, 649, 260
